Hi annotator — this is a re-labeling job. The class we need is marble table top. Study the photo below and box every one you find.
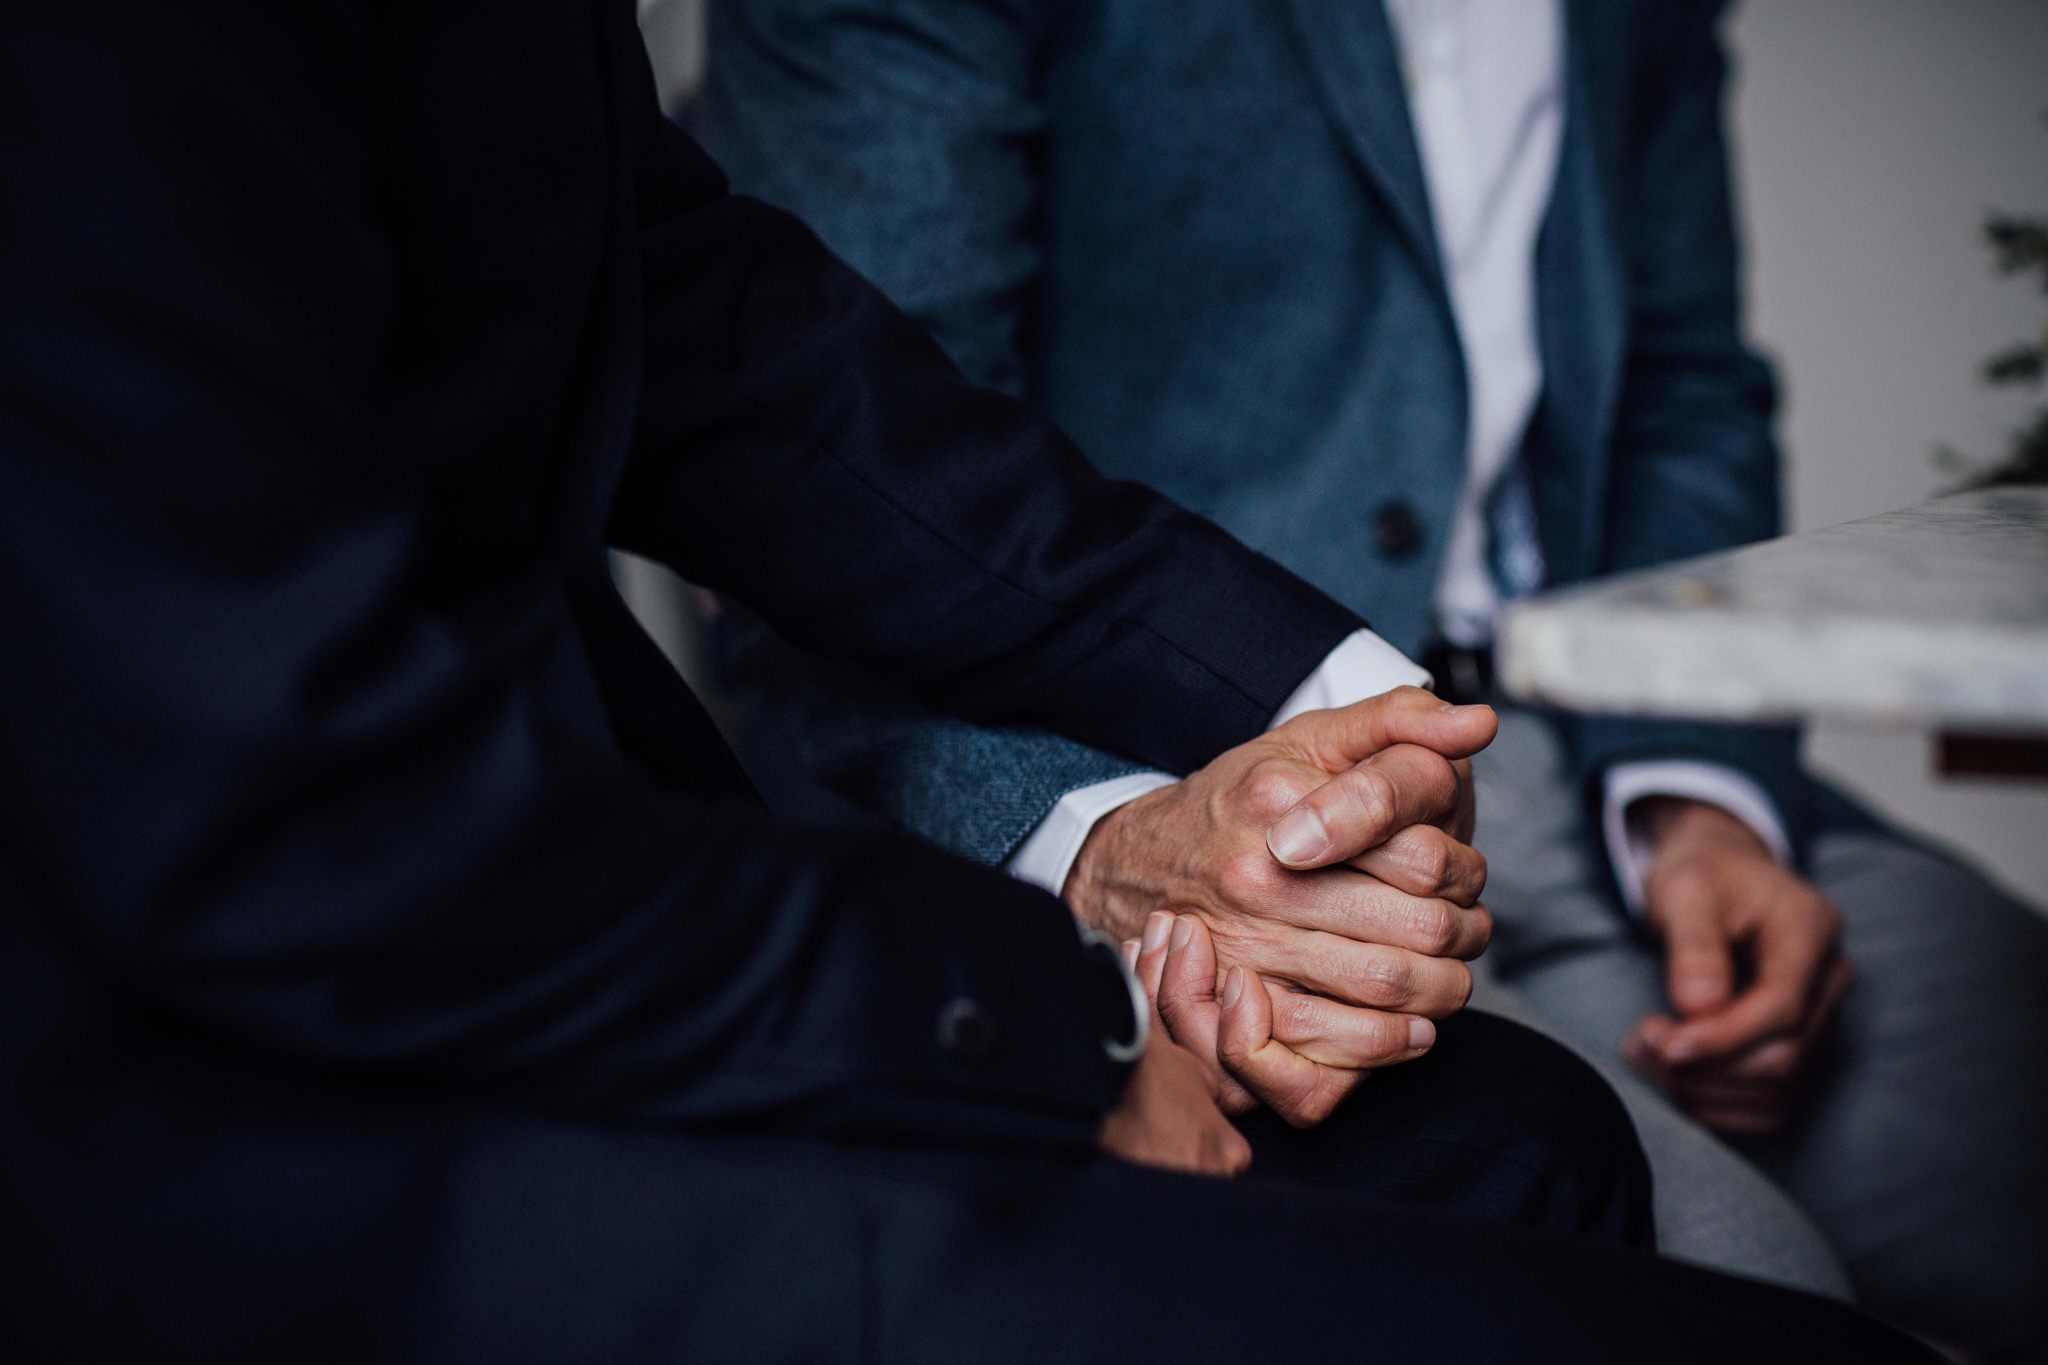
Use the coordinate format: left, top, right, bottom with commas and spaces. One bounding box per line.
1495, 487, 2048, 731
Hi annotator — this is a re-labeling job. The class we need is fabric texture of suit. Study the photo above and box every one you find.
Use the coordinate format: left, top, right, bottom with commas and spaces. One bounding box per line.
695, 0, 1810, 869
0, 2, 1955, 1361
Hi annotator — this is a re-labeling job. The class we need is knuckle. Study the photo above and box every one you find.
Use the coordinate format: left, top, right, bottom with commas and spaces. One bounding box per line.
1240, 759, 1313, 821
1275, 990, 1323, 1043
1407, 833, 1452, 891
1352, 949, 1412, 1006
1216, 849, 1279, 908
1405, 898, 1458, 955
1340, 768, 1397, 832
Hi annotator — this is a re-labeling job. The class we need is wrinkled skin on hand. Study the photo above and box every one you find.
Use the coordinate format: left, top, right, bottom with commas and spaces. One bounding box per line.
1068, 688, 1498, 1125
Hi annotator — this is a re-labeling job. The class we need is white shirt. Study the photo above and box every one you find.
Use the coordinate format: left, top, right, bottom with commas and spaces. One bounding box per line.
1387, 0, 1560, 646
1008, 0, 1789, 908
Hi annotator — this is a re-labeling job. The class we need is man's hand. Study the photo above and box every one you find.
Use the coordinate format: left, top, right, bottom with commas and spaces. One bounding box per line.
1064, 688, 1497, 1124
1098, 966, 1254, 1176
1623, 799, 1853, 1136
1127, 911, 1421, 1128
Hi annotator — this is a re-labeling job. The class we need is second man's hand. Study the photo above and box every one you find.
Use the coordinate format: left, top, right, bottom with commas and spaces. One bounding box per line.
1064, 687, 1498, 1125
1622, 798, 1853, 1136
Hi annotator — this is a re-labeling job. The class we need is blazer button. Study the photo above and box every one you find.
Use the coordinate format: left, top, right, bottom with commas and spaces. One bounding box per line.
1371, 501, 1424, 560
936, 996, 998, 1064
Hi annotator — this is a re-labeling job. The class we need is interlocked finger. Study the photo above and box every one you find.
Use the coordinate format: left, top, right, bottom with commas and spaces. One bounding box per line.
1347, 822, 1488, 906
1209, 850, 1491, 961
1266, 743, 1465, 870
1260, 926, 1476, 1017
1130, 913, 1257, 1112
1264, 979, 1437, 1070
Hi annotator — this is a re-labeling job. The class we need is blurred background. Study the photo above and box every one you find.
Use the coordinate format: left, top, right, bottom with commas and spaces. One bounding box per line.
634, 0, 2048, 905
1733, 0, 2048, 905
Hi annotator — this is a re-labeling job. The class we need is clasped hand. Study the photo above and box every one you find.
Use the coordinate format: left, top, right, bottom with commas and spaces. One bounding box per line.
1068, 687, 1498, 1127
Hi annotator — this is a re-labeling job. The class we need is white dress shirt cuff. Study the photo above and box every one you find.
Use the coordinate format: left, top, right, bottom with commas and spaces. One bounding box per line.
1004, 630, 1429, 897
1271, 629, 1437, 725
1006, 771, 1178, 896
1601, 760, 1794, 913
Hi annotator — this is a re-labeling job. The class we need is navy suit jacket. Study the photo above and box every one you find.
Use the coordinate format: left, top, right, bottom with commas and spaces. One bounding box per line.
0, 1, 1363, 1354
696, 0, 1815, 866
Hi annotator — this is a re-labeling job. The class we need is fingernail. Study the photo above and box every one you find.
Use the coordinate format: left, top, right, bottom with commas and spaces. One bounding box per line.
1120, 939, 1140, 969
1170, 914, 1193, 951
1141, 911, 1172, 954
1662, 1034, 1699, 1064
1408, 1018, 1436, 1050
1267, 806, 1329, 865
1221, 966, 1245, 1009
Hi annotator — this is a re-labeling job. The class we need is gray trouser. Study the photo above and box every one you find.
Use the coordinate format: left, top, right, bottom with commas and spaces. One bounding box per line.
1469, 709, 2048, 1362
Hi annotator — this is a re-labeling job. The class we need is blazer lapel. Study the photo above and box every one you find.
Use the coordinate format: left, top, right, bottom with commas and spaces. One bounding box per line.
1281, 0, 1445, 288
1534, 0, 1630, 566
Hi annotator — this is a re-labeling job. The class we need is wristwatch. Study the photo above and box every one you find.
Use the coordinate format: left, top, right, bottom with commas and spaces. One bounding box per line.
1078, 927, 1150, 1064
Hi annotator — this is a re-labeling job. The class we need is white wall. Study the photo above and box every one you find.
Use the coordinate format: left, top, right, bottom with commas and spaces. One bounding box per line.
1727, 0, 2048, 904
638, 0, 704, 111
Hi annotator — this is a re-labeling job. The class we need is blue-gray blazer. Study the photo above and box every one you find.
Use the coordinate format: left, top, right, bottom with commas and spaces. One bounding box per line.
694, 0, 1814, 867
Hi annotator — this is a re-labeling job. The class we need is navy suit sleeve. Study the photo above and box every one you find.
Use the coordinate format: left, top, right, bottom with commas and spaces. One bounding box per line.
676, 0, 1172, 865
614, 112, 1354, 779
1567, 0, 1814, 853
0, 2, 1354, 1146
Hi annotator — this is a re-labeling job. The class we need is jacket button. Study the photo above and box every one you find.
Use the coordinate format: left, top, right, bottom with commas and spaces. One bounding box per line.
1371, 501, 1424, 560
937, 997, 998, 1064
